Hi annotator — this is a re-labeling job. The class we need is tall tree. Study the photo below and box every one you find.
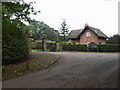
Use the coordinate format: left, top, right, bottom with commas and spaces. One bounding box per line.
59, 19, 69, 41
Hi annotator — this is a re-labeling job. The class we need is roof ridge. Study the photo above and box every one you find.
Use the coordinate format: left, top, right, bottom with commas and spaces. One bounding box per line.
71, 29, 83, 31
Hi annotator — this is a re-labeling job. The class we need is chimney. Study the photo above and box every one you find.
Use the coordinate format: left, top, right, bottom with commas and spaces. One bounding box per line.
84, 23, 88, 29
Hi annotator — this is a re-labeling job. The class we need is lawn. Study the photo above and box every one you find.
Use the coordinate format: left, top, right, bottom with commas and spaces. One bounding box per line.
32, 49, 42, 51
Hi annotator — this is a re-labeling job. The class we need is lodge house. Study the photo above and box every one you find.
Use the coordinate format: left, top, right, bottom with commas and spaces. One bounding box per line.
67, 24, 108, 45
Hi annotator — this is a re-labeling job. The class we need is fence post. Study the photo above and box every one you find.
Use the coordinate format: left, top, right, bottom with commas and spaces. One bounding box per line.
97, 44, 99, 52
87, 44, 89, 52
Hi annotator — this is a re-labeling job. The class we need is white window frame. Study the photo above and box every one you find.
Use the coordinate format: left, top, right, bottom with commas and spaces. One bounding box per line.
86, 32, 91, 37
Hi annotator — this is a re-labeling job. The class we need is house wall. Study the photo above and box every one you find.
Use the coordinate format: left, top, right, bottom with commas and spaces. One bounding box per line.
72, 40, 80, 44
79, 29, 106, 44
98, 38, 107, 44
67, 39, 80, 44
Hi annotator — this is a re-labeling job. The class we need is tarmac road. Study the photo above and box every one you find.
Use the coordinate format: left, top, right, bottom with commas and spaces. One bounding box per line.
3, 52, 118, 88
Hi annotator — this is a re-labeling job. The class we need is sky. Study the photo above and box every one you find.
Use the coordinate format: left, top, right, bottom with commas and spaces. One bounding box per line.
25, 0, 119, 37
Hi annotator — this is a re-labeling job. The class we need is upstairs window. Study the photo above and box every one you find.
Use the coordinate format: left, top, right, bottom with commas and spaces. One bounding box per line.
86, 32, 91, 37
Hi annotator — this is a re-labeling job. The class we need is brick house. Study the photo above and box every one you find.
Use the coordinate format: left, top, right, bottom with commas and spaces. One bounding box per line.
67, 24, 108, 44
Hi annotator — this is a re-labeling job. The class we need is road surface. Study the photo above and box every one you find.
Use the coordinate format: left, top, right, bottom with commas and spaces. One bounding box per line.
3, 52, 118, 88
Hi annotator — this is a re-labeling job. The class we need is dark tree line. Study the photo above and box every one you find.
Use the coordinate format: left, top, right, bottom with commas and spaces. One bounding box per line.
106, 34, 120, 44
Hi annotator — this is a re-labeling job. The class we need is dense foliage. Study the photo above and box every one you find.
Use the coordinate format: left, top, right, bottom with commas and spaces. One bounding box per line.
2, 22, 29, 64
2, 1, 39, 65
29, 19, 59, 41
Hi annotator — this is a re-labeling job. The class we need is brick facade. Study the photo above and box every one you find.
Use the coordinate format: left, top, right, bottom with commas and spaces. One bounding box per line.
79, 29, 106, 44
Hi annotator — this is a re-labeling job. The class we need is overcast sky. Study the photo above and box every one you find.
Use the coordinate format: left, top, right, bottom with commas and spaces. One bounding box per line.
25, 0, 118, 37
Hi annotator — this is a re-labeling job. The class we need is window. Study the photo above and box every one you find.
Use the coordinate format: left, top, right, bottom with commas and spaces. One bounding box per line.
86, 32, 90, 37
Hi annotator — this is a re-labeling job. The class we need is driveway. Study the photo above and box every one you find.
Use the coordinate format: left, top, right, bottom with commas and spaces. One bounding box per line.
3, 52, 118, 88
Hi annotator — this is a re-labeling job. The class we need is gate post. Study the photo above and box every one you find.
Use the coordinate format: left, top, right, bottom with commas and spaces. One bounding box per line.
56, 40, 60, 51
28, 34, 32, 52
42, 34, 47, 51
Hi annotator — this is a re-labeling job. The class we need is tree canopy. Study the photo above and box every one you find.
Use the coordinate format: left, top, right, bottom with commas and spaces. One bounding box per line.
2, 0, 40, 22
29, 19, 59, 41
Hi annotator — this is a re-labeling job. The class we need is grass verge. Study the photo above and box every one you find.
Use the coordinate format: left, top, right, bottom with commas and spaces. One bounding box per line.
2, 51, 59, 81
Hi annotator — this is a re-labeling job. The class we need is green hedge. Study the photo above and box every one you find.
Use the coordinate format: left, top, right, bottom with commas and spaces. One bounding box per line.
62, 44, 87, 51
2, 23, 29, 65
62, 44, 120, 52
98, 44, 119, 52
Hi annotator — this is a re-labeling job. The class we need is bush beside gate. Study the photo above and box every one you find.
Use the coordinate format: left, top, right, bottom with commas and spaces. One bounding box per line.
2, 26, 29, 65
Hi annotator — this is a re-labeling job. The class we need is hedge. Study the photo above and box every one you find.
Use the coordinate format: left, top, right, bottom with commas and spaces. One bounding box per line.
62, 44, 120, 52
2, 23, 29, 65
98, 44, 119, 52
62, 44, 87, 51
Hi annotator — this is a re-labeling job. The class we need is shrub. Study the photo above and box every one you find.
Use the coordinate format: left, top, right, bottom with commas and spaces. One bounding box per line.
2, 23, 29, 65
62, 44, 87, 51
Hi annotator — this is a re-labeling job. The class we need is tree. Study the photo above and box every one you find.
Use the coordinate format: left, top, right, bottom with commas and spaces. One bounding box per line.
29, 19, 59, 41
59, 19, 69, 41
106, 34, 120, 44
